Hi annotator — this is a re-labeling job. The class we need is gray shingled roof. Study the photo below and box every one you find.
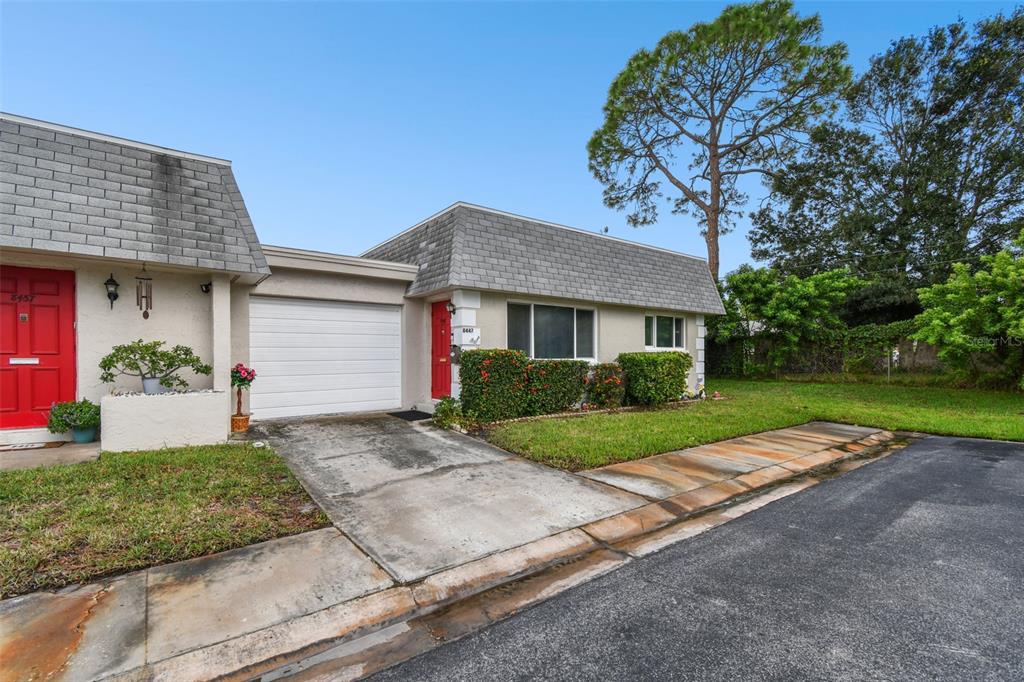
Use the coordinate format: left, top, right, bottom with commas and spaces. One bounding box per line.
363, 203, 725, 315
0, 114, 269, 275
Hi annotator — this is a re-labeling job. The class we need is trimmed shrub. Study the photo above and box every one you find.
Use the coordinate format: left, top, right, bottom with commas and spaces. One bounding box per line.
524, 360, 589, 415
459, 349, 530, 422
585, 363, 625, 409
617, 351, 693, 405
459, 349, 589, 422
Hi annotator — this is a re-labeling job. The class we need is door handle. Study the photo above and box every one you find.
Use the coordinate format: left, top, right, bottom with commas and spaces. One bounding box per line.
9, 358, 40, 365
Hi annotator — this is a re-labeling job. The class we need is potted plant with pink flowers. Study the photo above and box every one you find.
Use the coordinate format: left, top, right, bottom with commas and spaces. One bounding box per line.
231, 363, 257, 432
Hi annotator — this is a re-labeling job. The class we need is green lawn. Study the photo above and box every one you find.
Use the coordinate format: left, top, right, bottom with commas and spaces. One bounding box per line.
489, 379, 1024, 471
0, 443, 329, 597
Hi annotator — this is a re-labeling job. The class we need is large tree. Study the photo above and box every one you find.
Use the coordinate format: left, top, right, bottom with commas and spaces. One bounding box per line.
588, 0, 850, 281
750, 9, 1024, 289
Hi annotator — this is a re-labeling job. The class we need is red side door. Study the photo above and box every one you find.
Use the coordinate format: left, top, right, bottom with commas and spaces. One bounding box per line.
0, 265, 77, 429
430, 301, 452, 399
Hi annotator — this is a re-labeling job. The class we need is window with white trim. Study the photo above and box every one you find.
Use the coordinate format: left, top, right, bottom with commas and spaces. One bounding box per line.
645, 315, 686, 349
507, 303, 596, 360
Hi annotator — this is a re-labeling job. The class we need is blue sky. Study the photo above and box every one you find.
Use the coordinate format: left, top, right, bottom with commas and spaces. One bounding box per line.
1, 1, 1016, 273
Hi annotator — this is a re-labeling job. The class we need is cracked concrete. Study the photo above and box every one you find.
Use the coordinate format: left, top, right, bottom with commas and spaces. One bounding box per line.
253, 413, 646, 583
0, 572, 146, 681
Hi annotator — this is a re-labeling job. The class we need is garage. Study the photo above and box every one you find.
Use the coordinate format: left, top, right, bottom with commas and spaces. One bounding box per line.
248, 296, 402, 419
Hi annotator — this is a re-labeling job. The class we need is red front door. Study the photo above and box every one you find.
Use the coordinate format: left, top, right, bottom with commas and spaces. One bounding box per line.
431, 301, 452, 399
0, 265, 76, 429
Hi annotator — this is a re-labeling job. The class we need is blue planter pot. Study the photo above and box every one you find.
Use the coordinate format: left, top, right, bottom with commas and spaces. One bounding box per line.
72, 426, 97, 444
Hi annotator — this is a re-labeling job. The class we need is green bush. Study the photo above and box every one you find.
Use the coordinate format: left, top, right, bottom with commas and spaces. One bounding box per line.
459, 349, 530, 422
585, 363, 625, 409
48, 399, 100, 433
459, 349, 590, 422
432, 397, 463, 429
617, 351, 693, 405
524, 360, 589, 415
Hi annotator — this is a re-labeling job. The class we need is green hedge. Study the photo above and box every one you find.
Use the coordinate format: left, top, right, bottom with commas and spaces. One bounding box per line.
617, 351, 693, 405
525, 360, 589, 415
459, 349, 588, 422
459, 349, 530, 422
585, 363, 625, 409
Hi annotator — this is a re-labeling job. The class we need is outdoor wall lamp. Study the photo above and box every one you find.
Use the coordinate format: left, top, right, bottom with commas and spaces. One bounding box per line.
445, 301, 456, 316
200, 282, 212, 294
104, 274, 120, 309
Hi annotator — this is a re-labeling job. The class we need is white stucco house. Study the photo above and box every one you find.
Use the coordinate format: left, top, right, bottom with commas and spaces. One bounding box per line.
0, 113, 724, 450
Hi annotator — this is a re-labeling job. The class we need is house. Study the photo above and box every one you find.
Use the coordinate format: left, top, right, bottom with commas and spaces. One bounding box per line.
360, 204, 725, 400
0, 113, 724, 450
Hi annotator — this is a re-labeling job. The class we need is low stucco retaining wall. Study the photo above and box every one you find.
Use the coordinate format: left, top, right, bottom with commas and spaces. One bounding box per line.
100, 391, 229, 452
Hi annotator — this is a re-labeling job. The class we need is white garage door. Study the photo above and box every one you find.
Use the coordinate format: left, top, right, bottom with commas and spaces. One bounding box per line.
249, 296, 402, 419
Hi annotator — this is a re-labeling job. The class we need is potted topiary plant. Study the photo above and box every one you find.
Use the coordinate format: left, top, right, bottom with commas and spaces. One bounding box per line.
230, 362, 256, 432
48, 399, 101, 443
99, 339, 212, 394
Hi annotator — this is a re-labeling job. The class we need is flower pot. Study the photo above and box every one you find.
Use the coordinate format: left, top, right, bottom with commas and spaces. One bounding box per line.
142, 378, 170, 395
231, 414, 250, 433
72, 426, 97, 444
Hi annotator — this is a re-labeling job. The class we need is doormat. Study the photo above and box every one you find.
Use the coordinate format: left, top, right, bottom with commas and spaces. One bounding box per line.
0, 441, 62, 452
387, 410, 433, 422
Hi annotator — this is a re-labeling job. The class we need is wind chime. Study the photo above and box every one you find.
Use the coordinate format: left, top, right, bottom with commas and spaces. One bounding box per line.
135, 264, 153, 319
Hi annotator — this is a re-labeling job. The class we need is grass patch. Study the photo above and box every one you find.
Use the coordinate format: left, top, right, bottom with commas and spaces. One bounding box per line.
0, 443, 329, 597
489, 379, 1024, 471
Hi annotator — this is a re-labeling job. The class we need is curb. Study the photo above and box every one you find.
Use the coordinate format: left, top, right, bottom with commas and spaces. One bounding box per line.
118, 429, 907, 681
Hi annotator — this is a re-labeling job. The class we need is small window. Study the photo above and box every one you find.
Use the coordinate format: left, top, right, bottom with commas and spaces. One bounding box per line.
507, 303, 531, 354
576, 309, 595, 359
646, 314, 686, 349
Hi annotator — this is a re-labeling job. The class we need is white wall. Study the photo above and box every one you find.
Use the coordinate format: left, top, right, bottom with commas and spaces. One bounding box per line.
101, 391, 229, 451
0, 250, 217, 402
251, 268, 407, 305
402, 299, 430, 408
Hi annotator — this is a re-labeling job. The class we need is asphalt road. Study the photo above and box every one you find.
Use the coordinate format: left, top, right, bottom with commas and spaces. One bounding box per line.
374, 436, 1024, 681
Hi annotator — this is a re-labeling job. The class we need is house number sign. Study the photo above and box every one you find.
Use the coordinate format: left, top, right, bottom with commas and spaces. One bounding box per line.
454, 326, 481, 347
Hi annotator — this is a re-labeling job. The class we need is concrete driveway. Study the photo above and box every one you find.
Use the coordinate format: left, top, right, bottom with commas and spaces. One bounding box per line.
252, 414, 645, 583
374, 435, 1024, 680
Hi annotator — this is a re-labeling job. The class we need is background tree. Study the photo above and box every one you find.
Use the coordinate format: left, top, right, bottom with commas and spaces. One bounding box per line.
714, 266, 859, 373
913, 230, 1024, 388
588, 0, 850, 281
751, 9, 1024, 295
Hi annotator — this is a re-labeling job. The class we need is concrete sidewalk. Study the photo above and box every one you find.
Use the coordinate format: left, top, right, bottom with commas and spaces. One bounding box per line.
0, 421, 896, 681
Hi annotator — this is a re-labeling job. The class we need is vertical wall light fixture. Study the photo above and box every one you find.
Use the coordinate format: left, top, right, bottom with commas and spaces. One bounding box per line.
104, 274, 120, 309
